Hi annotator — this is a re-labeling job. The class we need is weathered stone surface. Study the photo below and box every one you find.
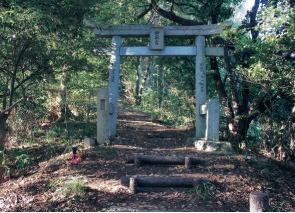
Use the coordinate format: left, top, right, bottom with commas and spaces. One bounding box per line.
84, 137, 97, 148
97, 88, 109, 145
149, 27, 164, 50
194, 139, 232, 152
108, 36, 121, 138
205, 99, 220, 141
119, 46, 224, 56
84, 24, 225, 37
195, 36, 206, 139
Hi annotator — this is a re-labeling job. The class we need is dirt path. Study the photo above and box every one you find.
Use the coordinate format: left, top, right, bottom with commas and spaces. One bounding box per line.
1, 108, 295, 211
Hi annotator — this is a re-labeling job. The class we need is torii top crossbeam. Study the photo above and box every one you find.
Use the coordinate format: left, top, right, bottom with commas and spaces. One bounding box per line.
83, 19, 224, 37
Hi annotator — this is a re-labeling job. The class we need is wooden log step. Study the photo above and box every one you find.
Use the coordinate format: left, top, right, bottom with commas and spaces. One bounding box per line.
126, 155, 205, 168
136, 176, 201, 187
123, 175, 209, 194
121, 175, 202, 187
133, 187, 191, 193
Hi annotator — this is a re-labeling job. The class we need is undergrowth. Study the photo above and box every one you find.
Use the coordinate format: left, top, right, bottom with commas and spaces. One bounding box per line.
188, 181, 216, 201
53, 177, 86, 198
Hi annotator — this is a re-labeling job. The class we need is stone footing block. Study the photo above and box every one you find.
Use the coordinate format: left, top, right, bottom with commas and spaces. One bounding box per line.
194, 139, 232, 152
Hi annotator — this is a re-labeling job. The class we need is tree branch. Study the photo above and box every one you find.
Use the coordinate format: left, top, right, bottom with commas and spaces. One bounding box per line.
241, 0, 260, 39
137, 4, 153, 19
0, 92, 9, 99
0, 97, 24, 115
150, 0, 203, 25
9, 40, 30, 106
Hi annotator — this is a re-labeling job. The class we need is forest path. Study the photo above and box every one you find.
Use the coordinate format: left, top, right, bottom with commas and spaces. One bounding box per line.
1, 107, 295, 211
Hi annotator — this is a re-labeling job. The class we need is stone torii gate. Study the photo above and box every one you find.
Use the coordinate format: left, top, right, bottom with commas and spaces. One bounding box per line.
86, 23, 230, 151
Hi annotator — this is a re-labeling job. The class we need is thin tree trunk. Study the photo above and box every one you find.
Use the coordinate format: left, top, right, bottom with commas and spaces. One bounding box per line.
0, 114, 7, 182
135, 58, 143, 105
59, 70, 73, 122
137, 57, 153, 105
86, 91, 92, 123
0, 113, 9, 149
158, 66, 164, 109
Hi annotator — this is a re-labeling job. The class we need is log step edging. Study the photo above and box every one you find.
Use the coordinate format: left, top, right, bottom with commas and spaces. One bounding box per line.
126, 155, 205, 169
121, 175, 210, 194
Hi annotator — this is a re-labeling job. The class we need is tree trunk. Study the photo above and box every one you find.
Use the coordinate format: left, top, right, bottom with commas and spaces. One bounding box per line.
59, 70, 74, 122
135, 58, 152, 106
86, 91, 92, 123
158, 66, 164, 109
229, 116, 252, 149
0, 113, 8, 183
0, 113, 9, 150
135, 58, 143, 105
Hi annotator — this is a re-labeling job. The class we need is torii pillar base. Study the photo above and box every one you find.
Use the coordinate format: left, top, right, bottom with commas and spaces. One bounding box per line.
194, 139, 232, 152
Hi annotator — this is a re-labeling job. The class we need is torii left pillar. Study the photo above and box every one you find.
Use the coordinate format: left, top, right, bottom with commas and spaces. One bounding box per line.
108, 36, 122, 138
195, 36, 207, 139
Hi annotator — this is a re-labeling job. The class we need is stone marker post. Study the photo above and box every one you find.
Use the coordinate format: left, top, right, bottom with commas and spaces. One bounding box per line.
97, 88, 109, 145
108, 36, 122, 138
205, 99, 220, 141
195, 36, 207, 139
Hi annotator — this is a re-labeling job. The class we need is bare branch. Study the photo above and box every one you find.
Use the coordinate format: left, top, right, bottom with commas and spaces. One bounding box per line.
137, 4, 152, 19
0, 97, 24, 115
150, 0, 203, 25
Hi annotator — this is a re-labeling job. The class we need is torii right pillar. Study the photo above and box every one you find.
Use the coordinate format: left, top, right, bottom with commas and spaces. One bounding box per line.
194, 36, 232, 152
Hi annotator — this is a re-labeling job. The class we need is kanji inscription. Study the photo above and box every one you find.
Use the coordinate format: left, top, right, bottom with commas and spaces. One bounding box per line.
149, 27, 164, 50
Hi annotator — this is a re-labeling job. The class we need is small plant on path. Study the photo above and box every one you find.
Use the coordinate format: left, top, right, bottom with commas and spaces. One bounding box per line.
190, 181, 216, 201
53, 177, 86, 199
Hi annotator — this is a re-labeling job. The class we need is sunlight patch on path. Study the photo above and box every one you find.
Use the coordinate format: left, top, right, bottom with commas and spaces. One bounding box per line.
87, 178, 127, 194
119, 119, 165, 127
112, 144, 147, 151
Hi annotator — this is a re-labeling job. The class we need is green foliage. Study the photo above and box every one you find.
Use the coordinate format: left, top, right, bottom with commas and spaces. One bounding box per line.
189, 181, 216, 201
92, 0, 144, 25
141, 88, 194, 127
219, 1, 295, 153
0, 0, 102, 148
272, 200, 287, 212
53, 177, 86, 198
15, 153, 31, 170
0, 150, 10, 178
46, 126, 63, 142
